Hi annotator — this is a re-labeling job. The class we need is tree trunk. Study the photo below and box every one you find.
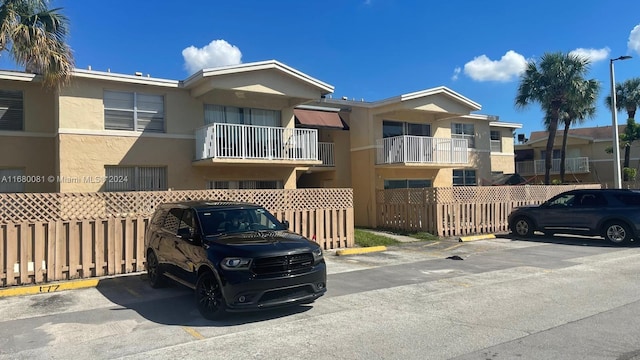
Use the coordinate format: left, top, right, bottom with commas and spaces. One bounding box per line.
544, 113, 559, 185
559, 121, 571, 183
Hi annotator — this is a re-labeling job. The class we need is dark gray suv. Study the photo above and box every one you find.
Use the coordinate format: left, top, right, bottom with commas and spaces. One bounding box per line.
508, 189, 640, 245
144, 201, 326, 320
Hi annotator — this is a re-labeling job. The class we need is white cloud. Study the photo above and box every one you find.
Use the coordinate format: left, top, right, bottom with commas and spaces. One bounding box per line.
451, 67, 461, 81
182, 39, 242, 75
628, 24, 640, 54
463, 50, 528, 82
569, 47, 610, 62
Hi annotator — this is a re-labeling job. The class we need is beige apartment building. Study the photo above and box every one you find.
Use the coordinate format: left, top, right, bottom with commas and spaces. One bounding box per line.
515, 125, 640, 185
0, 60, 521, 226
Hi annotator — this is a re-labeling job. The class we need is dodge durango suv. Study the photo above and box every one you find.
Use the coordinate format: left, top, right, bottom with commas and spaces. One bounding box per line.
144, 201, 326, 320
508, 189, 640, 245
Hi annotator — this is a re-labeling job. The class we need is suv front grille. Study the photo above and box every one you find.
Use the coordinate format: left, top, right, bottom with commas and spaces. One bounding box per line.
252, 253, 314, 275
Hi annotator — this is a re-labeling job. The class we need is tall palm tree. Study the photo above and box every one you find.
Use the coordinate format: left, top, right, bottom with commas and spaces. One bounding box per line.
605, 77, 640, 120
515, 52, 594, 184
558, 79, 599, 182
605, 78, 640, 179
0, 0, 74, 87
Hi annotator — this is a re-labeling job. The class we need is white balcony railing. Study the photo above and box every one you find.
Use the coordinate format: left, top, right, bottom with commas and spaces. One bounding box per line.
318, 142, 335, 167
516, 157, 590, 175
195, 123, 318, 161
376, 135, 468, 165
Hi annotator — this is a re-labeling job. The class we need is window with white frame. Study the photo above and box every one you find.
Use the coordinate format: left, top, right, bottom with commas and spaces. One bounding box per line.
0, 90, 23, 131
104, 90, 165, 132
104, 166, 167, 191
207, 180, 283, 189
204, 104, 280, 127
383, 120, 431, 138
452, 123, 475, 148
0, 168, 25, 192
490, 130, 502, 152
383, 179, 432, 189
453, 169, 477, 186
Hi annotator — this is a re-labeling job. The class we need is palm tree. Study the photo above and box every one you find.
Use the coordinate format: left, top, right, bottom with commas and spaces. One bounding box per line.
558, 79, 599, 182
605, 78, 640, 120
605, 78, 640, 180
515, 52, 595, 184
0, 0, 74, 87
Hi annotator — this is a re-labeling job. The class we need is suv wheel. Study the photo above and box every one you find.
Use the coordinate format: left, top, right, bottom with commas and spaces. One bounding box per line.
511, 217, 534, 237
603, 221, 632, 246
146, 251, 165, 288
196, 271, 226, 320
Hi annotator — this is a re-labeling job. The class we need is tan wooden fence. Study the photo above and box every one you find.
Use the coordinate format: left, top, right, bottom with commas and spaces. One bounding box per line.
1, 189, 354, 287
377, 184, 601, 237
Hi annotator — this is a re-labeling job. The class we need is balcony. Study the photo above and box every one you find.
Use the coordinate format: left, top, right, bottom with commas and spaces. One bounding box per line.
318, 142, 335, 167
376, 135, 468, 165
516, 157, 590, 175
195, 123, 320, 165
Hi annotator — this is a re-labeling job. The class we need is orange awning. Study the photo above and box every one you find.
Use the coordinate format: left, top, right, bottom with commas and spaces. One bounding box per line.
294, 109, 346, 129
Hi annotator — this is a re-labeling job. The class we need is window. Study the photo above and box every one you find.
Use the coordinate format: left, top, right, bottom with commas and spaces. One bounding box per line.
384, 179, 432, 189
540, 149, 562, 159
208, 180, 283, 189
383, 120, 430, 138
204, 104, 280, 127
490, 130, 502, 152
452, 123, 475, 148
0, 168, 25, 192
0, 90, 23, 131
104, 90, 164, 132
104, 166, 167, 191
453, 169, 477, 186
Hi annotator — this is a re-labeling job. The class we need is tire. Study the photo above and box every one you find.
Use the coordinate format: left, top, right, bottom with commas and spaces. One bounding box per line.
195, 271, 226, 320
511, 217, 534, 237
603, 221, 632, 246
146, 250, 166, 288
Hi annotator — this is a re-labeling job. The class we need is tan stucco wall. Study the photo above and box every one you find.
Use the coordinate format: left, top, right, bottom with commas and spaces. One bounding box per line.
0, 136, 56, 192
58, 78, 203, 134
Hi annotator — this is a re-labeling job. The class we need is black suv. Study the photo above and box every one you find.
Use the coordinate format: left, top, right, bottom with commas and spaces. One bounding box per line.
508, 189, 640, 245
144, 201, 326, 319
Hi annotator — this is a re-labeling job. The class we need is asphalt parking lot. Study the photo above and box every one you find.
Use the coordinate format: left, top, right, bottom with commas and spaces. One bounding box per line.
2, 234, 640, 360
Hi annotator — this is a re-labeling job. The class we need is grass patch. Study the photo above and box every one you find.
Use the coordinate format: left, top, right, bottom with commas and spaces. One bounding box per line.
354, 228, 400, 247
361, 227, 441, 242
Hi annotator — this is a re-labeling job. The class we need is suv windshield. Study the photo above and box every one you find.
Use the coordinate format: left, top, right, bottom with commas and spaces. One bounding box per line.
198, 207, 287, 235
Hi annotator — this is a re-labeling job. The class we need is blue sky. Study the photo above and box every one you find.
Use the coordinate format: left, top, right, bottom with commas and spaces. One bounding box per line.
4, 0, 640, 137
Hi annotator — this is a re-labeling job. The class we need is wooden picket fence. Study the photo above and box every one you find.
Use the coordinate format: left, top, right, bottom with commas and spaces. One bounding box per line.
377, 184, 601, 237
0, 189, 354, 287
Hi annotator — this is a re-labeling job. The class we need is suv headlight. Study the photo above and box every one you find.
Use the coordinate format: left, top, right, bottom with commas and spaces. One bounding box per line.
221, 257, 252, 270
312, 248, 323, 263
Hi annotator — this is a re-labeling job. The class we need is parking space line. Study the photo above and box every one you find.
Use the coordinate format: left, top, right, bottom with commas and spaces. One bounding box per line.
182, 326, 205, 340
442, 243, 464, 252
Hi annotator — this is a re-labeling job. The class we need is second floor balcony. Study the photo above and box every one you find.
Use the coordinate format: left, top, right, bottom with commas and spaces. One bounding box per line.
195, 123, 329, 166
516, 157, 590, 176
376, 135, 468, 166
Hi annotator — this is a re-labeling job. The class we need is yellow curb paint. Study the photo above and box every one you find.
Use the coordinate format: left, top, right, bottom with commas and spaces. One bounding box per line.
182, 327, 205, 340
0, 278, 100, 298
459, 234, 496, 242
442, 243, 464, 252
336, 246, 387, 256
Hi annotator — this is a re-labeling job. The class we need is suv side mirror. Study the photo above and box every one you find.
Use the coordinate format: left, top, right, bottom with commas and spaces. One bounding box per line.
282, 220, 290, 229
177, 228, 192, 240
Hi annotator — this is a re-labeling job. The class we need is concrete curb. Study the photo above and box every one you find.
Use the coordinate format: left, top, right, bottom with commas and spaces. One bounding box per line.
335, 246, 387, 256
0, 278, 100, 298
459, 234, 496, 242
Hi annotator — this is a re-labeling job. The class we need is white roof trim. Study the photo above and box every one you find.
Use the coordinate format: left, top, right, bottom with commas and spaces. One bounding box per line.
490, 121, 522, 129
0, 71, 38, 82
183, 60, 334, 93
323, 86, 482, 111
296, 104, 341, 112
72, 69, 180, 87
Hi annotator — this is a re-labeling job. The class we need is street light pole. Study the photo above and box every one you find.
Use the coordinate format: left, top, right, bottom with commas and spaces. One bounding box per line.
610, 55, 632, 189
